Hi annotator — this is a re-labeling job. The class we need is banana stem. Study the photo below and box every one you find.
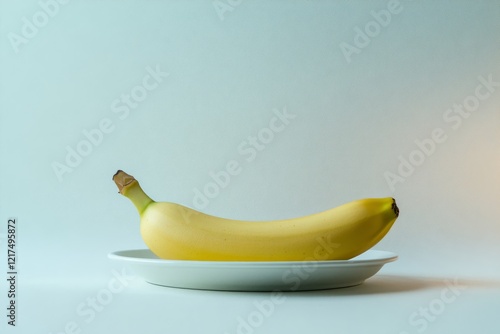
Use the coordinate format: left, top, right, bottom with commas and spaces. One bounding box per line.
113, 170, 154, 214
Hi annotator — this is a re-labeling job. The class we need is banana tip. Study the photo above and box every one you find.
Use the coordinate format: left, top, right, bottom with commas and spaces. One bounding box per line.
391, 198, 399, 217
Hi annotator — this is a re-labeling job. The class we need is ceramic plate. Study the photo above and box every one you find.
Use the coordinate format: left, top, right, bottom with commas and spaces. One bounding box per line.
108, 249, 397, 291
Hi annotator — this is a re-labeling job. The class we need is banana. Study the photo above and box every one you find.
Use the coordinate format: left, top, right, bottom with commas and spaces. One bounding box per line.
113, 170, 399, 261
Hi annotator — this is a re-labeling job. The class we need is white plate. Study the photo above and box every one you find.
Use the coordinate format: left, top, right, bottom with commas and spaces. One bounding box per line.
108, 249, 397, 291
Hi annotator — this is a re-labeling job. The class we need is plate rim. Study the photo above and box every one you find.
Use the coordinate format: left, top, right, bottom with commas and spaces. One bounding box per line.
108, 249, 398, 268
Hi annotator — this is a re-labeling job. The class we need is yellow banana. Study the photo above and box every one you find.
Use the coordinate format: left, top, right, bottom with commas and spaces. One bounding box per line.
113, 170, 399, 261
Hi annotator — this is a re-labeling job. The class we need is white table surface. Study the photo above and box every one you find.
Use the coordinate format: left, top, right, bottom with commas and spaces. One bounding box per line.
5, 266, 500, 334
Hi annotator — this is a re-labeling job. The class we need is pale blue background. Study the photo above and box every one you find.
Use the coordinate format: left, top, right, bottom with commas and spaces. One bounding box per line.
0, 0, 500, 333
